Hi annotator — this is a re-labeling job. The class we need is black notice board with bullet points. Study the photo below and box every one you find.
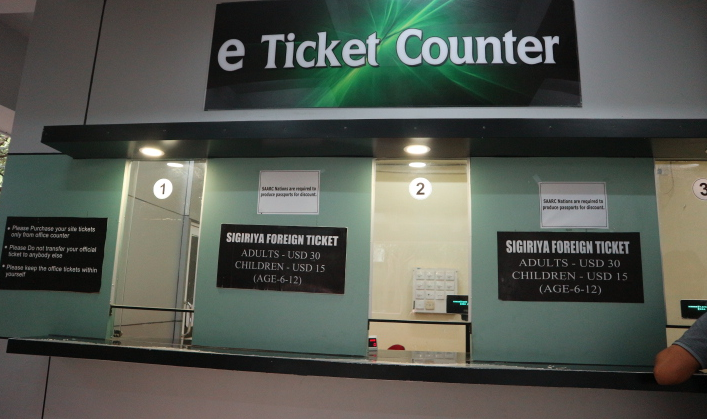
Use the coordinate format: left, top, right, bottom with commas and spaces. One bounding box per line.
0, 217, 108, 292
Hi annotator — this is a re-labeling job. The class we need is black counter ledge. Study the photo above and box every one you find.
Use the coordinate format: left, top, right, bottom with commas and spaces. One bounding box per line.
6, 336, 707, 393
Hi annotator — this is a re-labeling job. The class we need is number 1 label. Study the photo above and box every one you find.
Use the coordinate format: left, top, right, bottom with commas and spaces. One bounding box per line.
153, 178, 174, 200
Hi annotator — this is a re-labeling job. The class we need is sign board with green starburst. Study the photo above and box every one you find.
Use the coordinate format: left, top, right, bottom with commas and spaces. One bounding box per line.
205, 0, 580, 109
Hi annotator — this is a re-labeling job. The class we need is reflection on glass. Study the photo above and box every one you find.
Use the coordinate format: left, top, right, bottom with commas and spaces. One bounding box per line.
111, 160, 205, 345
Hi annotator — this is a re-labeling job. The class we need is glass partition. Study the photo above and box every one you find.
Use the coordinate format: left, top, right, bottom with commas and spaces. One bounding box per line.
110, 160, 205, 345
655, 161, 707, 345
370, 159, 470, 352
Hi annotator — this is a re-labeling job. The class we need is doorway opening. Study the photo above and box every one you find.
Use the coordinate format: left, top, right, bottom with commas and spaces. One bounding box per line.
109, 160, 206, 345
369, 159, 471, 353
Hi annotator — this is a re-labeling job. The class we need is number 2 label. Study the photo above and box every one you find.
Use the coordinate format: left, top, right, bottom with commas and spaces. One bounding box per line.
409, 177, 432, 200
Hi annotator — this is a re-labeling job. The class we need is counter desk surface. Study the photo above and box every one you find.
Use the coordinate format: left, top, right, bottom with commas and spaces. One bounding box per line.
6, 335, 707, 393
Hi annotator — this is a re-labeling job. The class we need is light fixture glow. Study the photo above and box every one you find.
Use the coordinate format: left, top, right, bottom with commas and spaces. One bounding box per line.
409, 162, 427, 168
404, 145, 430, 155
167, 162, 184, 168
139, 147, 164, 157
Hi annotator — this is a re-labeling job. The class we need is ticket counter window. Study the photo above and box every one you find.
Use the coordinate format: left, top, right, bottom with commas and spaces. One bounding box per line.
370, 160, 470, 352
110, 160, 205, 345
655, 161, 707, 345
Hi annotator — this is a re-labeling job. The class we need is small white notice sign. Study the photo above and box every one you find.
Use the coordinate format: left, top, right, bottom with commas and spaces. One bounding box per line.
539, 182, 608, 229
258, 170, 320, 214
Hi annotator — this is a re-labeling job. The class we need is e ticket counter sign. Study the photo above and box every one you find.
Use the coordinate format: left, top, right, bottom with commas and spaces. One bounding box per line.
217, 224, 347, 294
206, 0, 580, 109
0, 217, 108, 293
497, 232, 643, 303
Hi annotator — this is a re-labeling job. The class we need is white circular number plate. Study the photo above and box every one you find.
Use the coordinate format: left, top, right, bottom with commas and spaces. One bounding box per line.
409, 177, 432, 200
153, 179, 173, 200
693, 178, 707, 200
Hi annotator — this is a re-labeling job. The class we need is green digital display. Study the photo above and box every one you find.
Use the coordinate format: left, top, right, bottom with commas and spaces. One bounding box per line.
446, 295, 469, 314
681, 300, 707, 319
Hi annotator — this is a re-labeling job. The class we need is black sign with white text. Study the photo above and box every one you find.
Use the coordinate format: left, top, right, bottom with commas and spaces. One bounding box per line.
217, 224, 347, 294
498, 232, 643, 303
0, 217, 108, 293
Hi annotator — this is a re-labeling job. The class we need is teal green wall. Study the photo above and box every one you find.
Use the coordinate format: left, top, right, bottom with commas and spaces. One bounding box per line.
0, 154, 668, 365
0, 155, 125, 338
470, 158, 666, 366
193, 158, 372, 356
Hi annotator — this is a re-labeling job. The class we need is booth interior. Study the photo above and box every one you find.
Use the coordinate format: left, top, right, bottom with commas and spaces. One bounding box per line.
3, 118, 707, 392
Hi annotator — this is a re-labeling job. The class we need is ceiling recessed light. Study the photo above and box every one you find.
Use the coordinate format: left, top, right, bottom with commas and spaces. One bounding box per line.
139, 147, 164, 157
409, 162, 427, 168
167, 162, 184, 168
404, 145, 430, 155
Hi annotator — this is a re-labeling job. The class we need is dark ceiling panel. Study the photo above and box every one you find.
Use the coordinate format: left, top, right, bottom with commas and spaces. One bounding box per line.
40, 118, 707, 159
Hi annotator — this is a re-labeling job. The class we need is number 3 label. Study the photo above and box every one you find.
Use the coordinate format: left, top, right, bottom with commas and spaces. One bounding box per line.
409, 177, 432, 200
693, 178, 707, 201
153, 179, 173, 200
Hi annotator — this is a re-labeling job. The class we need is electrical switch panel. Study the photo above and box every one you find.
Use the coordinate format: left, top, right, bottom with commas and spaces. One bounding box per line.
412, 268, 457, 313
